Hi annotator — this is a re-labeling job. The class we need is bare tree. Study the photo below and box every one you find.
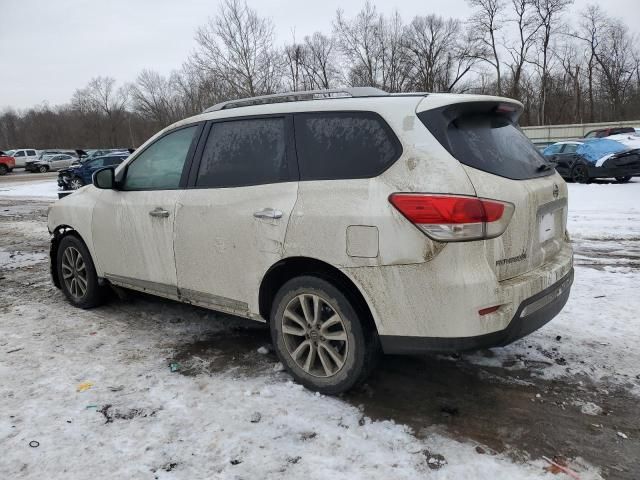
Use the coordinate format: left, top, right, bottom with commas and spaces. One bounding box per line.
378, 11, 411, 92
532, 0, 573, 124
284, 42, 305, 91
71, 76, 128, 145
191, 0, 281, 98
505, 0, 541, 99
301, 32, 340, 89
129, 70, 181, 127
467, 0, 506, 95
333, 2, 384, 88
404, 15, 467, 92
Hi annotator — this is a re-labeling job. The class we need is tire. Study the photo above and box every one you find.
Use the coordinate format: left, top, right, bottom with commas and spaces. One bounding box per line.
270, 275, 379, 394
70, 176, 85, 190
615, 176, 632, 183
56, 235, 107, 309
38, 165, 49, 173
0, 164, 7, 175
571, 163, 590, 183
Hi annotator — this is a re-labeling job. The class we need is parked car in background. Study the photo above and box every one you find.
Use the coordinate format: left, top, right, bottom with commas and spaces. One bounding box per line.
543, 142, 583, 179
547, 135, 640, 183
8, 148, 38, 168
79, 149, 132, 163
584, 127, 635, 139
58, 154, 129, 190
38, 150, 69, 160
49, 88, 574, 394
0, 151, 16, 175
26, 153, 77, 173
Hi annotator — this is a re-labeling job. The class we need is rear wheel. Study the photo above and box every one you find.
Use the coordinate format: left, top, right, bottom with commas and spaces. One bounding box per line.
615, 176, 632, 183
0, 164, 7, 175
571, 164, 590, 183
270, 276, 378, 394
38, 165, 49, 173
70, 176, 85, 190
56, 235, 107, 309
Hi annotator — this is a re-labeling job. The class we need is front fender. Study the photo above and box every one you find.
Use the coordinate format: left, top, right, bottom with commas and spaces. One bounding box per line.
47, 186, 103, 276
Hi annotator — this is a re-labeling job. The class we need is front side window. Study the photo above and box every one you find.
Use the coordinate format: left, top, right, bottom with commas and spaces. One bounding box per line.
543, 144, 562, 155
123, 125, 198, 190
294, 112, 401, 181
195, 117, 288, 188
562, 144, 579, 154
14, 150, 25, 157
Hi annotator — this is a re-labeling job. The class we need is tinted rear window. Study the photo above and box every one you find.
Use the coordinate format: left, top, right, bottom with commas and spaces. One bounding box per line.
196, 117, 289, 188
294, 112, 401, 181
419, 104, 551, 180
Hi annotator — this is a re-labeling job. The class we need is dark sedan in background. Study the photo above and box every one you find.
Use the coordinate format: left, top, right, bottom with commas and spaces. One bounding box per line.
543, 139, 640, 183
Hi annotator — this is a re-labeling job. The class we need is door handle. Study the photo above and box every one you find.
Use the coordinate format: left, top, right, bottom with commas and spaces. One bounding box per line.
253, 208, 283, 219
149, 207, 170, 218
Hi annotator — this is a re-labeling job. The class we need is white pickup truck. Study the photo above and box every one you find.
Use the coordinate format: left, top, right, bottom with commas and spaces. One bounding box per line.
5, 148, 38, 168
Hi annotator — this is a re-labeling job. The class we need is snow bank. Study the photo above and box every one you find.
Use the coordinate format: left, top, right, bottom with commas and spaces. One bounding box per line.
0, 180, 59, 198
567, 181, 640, 240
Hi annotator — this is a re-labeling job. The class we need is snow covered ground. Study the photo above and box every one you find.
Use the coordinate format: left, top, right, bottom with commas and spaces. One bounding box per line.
0, 179, 60, 198
2, 178, 639, 479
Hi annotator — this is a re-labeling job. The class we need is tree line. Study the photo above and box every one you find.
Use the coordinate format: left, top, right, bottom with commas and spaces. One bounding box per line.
2, 0, 639, 149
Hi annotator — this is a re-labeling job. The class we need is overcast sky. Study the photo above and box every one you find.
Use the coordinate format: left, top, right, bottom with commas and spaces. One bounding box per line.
1, 0, 639, 110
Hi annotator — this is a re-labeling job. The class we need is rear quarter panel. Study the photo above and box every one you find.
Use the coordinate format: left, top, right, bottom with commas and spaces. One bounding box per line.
283, 100, 477, 269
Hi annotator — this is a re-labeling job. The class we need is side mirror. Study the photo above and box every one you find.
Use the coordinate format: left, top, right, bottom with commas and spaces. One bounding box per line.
93, 166, 116, 189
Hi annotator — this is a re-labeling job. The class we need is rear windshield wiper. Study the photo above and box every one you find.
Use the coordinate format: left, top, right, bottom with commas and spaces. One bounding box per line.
536, 162, 554, 172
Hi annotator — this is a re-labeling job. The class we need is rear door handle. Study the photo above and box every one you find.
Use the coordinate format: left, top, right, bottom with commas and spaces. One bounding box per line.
149, 207, 170, 218
253, 208, 283, 219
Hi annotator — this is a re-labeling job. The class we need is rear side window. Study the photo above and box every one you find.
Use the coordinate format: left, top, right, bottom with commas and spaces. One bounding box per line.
196, 117, 289, 188
27, 150, 36, 156
418, 104, 550, 180
294, 112, 401, 181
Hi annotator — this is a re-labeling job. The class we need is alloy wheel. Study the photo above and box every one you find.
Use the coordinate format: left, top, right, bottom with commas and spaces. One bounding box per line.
70, 178, 84, 190
61, 246, 88, 299
281, 293, 348, 378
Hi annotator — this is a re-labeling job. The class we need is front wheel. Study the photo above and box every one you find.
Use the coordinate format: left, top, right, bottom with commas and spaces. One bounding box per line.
0, 164, 8, 175
571, 164, 590, 183
270, 276, 378, 394
70, 177, 85, 190
56, 235, 107, 308
615, 176, 632, 183
38, 165, 49, 173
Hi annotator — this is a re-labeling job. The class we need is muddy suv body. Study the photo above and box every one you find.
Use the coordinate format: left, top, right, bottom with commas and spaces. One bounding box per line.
48, 88, 573, 393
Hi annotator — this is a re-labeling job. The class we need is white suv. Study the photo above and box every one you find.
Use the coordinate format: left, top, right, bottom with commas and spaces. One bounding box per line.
48, 88, 573, 394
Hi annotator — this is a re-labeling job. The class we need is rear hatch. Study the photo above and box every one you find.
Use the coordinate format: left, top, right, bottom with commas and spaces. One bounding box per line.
418, 98, 568, 281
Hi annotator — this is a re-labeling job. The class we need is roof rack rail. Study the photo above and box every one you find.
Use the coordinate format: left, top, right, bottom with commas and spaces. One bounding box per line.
204, 87, 388, 113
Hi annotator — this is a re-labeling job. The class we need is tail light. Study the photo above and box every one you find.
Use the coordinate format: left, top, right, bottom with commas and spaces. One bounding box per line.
388, 193, 514, 242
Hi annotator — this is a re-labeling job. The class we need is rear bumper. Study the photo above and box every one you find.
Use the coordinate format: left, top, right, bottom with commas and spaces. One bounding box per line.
380, 268, 573, 354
